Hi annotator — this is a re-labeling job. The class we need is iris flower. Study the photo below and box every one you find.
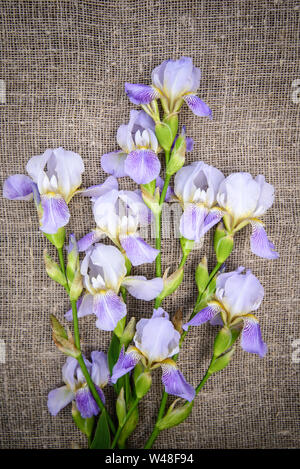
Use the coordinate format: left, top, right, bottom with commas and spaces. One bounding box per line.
65, 244, 163, 331
217, 173, 279, 259
48, 352, 109, 418
3, 147, 84, 234
125, 57, 212, 118
183, 267, 267, 357
111, 308, 195, 401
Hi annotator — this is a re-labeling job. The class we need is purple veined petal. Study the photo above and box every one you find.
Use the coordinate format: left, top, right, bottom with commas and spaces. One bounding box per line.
121, 275, 163, 301
3, 174, 34, 201
203, 209, 223, 234
77, 231, 103, 252
179, 204, 207, 242
124, 83, 158, 105
93, 291, 126, 331
250, 221, 279, 260
80, 176, 119, 198
75, 385, 105, 419
124, 150, 161, 185
210, 312, 224, 326
65, 294, 93, 321
111, 346, 142, 384
47, 385, 75, 416
120, 234, 159, 266
101, 151, 128, 178
161, 360, 195, 402
40, 195, 70, 234
184, 95, 212, 118
182, 303, 221, 331
91, 351, 110, 388
186, 136, 194, 153
241, 316, 267, 358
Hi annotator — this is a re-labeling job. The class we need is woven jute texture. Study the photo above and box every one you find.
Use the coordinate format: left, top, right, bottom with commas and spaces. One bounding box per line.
1, 0, 299, 449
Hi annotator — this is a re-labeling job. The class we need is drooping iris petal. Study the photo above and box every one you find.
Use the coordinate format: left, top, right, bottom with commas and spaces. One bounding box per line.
80, 176, 118, 199
179, 204, 207, 242
121, 276, 163, 301
120, 235, 159, 266
182, 304, 221, 331
125, 83, 158, 105
47, 385, 75, 416
93, 291, 126, 331
91, 351, 110, 388
101, 151, 128, 178
250, 222, 279, 259
3, 174, 34, 201
77, 231, 103, 252
75, 385, 105, 419
124, 150, 161, 185
111, 346, 142, 384
203, 209, 223, 233
161, 359, 195, 402
241, 317, 267, 357
184, 95, 212, 118
40, 195, 70, 234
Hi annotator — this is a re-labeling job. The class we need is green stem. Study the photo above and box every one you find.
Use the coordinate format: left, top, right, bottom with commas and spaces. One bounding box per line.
178, 253, 188, 269
111, 398, 140, 449
144, 261, 223, 449
155, 213, 162, 278
57, 247, 66, 276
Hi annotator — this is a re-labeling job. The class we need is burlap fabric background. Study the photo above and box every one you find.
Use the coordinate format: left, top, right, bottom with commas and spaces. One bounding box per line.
0, 0, 299, 449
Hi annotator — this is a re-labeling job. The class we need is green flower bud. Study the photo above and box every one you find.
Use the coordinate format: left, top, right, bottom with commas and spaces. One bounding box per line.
164, 114, 178, 142
155, 114, 178, 153
72, 402, 94, 438
157, 400, 194, 430
44, 250, 67, 287
156, 267, 184, 303
118, 397, 139, 448
214, 223, 234, 263
69, 269, 83, 301
180, 236, 195, 257
50, 314, 80, 358
134, 371, 152, 399
141, 186, 161, 215
209, 347, 236, 374
44, 227, 66, 249
120, 317, 136, 348
116, 388, 127, 427
213, 327, 232, 357
195, 256, 209, 294
166, 133, 186, 176
114, 315, 127, 339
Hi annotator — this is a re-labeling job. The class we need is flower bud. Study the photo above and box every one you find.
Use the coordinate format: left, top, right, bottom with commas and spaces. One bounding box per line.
172, 309, 183, 334
141, 186, 161, 215
118, 398, 139, 448
66, 234, 79, 283
69, 269, 83, 301
155, 121, 173, 153
157, 400, 194, 430
44, 227, 66, 249
209, 347, 236, 374
116, 388, 127, 427
134, 371, 152, 399
213, 327, 232, 357
166, 133, 186, 176
44, 250, 67, 287
180, 236, 195, 257
72, 402, 94, 438
195, 256, 209, 294
214, 223, 234, 263
114, 316, 126, 339
120, 317, 136, 348
156, 267, 184, 303
50, 314, 81, 358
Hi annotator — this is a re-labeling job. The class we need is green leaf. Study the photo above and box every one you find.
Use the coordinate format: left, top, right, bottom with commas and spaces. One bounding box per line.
90, 411, 111, 449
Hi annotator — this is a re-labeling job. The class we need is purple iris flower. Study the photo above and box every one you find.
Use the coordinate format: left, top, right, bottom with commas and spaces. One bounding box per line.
217, 173, 279, 259
47, 352, 109, 418
111, 308, 195, 402
3, 147, 84, 234
183, 267, 267, 358
77, 176, 158, 267
174, 161, 225, 242
65, 244, 163, 331
125, 57, 212, 118
101, 110, 161, 185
